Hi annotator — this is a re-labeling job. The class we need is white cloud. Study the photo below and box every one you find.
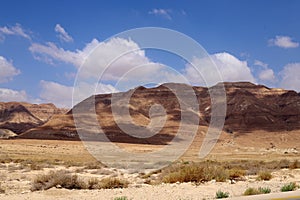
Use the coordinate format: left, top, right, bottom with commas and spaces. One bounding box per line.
254, 60, 268, 68
149, 8, 172, 20
29, 37, 168, 81
0, 56, 20, 83
29, 41, 84, 66
258, 69, 276, 82
0, 23, 31, 41
185, 52, 255, 86
55, 24, 73, 43
279, 63, 300, 91
0, 88, 28, 102
40, 80, 118, 108
269, 36, 299, 49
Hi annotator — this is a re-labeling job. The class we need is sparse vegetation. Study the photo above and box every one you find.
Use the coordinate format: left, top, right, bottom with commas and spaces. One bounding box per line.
114, 197, 128, 200
228, 168, 246, 180
243, 187, 271, 195
31, 170, 129, 191
31, 170, 87, 191
161, 162, 229, 183
289, 160, 300, 169
256, 171, 272, 181
216, 190, 229, 198
258, 187, 271, 194
99, 177, 129, 189
0, 182, 5, 193
281, 182, 297, 192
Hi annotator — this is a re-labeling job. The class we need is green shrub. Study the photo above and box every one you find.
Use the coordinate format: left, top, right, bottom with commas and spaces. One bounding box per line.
243, 187, 271, 195
216, 190, 229, 198
281, 182, 297, 192
257, 171, 272, 181
258, 187, 271, 194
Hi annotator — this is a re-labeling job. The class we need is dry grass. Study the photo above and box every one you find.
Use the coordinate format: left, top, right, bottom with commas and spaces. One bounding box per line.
0, 182, 5, 194
31, 170, 129, 191
161, 162, 229, 183
31, 170, 87, 191
256, 171, 272, 181
243, 187, 271, 195
99, 177, 129, 189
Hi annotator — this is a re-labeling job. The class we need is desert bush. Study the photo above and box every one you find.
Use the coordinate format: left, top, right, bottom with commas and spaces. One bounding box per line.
31, 170, 87, 191
228, 168, 246, 180
162, 163, 229, 183
281, 182, 297, 192
243, 187, 260, 195
114, 197, 128, 200
216, 190, 229, 198
84, 162, 103, 169
258, 187, 271, 194
30, 163, 43, 170
99, 177, 129, 189
257, 171, 272, 181
0, 182, 5, 193
88, 177, 101, 189
289, 160, 300, 169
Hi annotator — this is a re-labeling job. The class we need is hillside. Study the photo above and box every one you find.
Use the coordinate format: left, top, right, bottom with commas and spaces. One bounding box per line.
0, 102, 67, 136
16, 82, 300, 142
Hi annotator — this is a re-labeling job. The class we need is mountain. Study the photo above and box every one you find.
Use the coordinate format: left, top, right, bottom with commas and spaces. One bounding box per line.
17, 82, 300, 142
0, 102, 67, 135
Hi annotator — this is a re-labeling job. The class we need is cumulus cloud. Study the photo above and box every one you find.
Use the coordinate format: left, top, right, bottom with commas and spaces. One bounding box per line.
258, 69, 276, 82
185, 52, 255, 86
0, 88, 28, 102
55, 24, 73, 43
279, 63, 300, 91
149, 8, 172, 20
40, 80, 118, 108
254, 60, 268, 68
0, 23, 31, 41
0, 56, 20, 83
29, 37, 168, 81
269, 36, 299, 49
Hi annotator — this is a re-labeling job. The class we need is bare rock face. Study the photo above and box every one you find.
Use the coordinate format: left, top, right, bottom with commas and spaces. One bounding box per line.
0, 102, 67, 134
221, 82, 300, 132
18, 82, 300, 141
0, 129, 17, 139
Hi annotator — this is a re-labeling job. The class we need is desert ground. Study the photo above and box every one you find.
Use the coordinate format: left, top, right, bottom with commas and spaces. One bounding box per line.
0, 130, 300, 200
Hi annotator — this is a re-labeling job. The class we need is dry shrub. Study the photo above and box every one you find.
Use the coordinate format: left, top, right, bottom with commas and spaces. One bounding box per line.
161, 163, 229, 183
0, 182, 5, 194
256, 171, 272, 181
228, 168, 246, 180
84, 162, 103, 169
31, 170, 87, 191
99, 177, 129, 189
289, 160, 300, 169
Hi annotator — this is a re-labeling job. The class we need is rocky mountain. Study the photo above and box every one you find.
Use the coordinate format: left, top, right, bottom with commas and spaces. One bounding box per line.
0, 102, 67, 135
17, 82, 300, 141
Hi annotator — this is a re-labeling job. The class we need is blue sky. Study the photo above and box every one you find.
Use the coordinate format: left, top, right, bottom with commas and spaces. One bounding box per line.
0, 0, 300, 107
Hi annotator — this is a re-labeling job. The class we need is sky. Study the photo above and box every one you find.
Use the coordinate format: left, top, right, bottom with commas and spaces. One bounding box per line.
0, 0, 300, 107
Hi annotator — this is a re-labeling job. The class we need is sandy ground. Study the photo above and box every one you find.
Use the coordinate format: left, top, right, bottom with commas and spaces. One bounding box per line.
0, 138, 300, 199
0, 166, 299, 200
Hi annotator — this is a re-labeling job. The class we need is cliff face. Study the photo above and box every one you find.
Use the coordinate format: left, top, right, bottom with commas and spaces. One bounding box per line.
17, 82, 300, 141
0, 102, 67, 134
